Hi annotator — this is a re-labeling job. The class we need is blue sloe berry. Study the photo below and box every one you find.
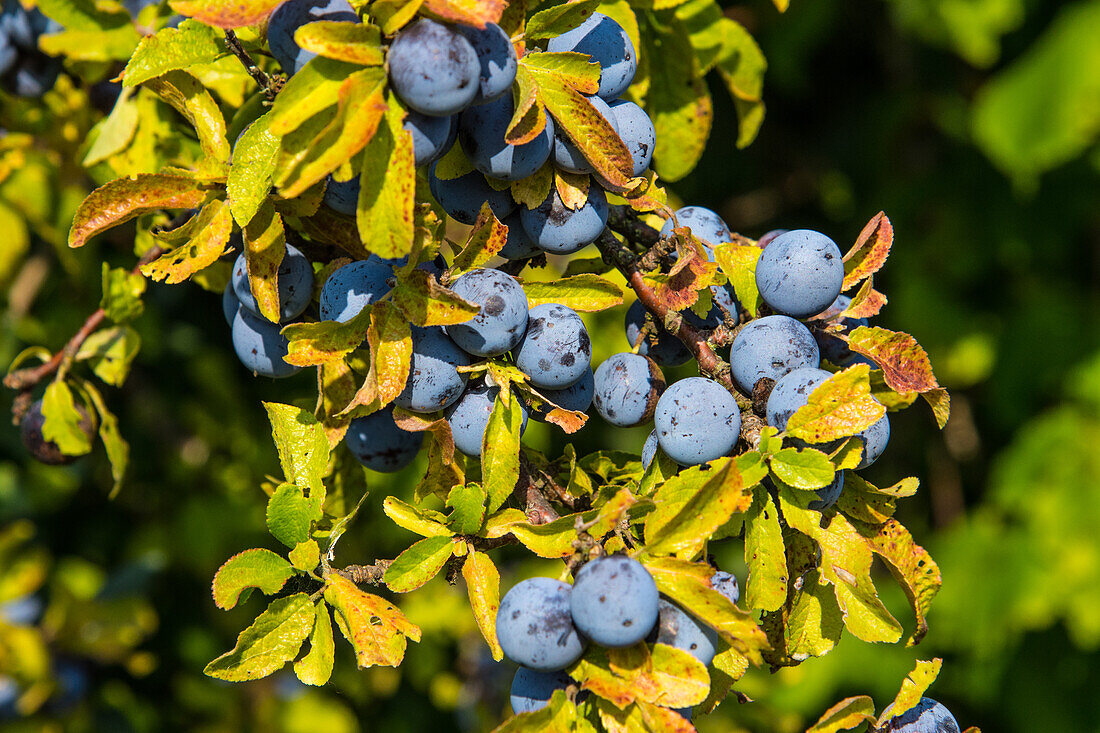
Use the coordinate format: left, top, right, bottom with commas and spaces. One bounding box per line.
513, 303, 591, 389
755, 229, 844, 318
319, 257, 394, 322
547, 13, 636, 100
654, 377, 741, 466
445, 268, 528, 357
230, 309, 302, 379
395, 326, 471, 413
460, 94, 554, 181
388, 19, 481, 116
345, 407, 424, 473
521, 184, 608, 255
730, 315, 820, 395
570, 555, 659, 647
231, 244, 314, 322
591, 353, 665, 427
497, 577, 586, 671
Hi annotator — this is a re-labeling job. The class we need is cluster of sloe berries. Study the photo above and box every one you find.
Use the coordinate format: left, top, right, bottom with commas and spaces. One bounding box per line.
496, 555, 739, 720
269, 1, 653, 256
0, 1, 61, 98
591, 206, 890, 509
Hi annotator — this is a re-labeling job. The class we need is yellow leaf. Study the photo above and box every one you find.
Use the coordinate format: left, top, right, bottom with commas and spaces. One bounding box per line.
462, 550, 504, 661
243, 200, 286, 324
141, 199, 232, 284
357, 94, 416, 260
323, 573, 421, 668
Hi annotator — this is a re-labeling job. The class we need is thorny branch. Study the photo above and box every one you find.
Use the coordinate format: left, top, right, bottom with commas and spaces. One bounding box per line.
224, 30, 280, 103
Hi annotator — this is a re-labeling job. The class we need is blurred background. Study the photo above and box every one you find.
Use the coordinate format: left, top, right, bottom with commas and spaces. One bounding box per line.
2, 0, 1099, 730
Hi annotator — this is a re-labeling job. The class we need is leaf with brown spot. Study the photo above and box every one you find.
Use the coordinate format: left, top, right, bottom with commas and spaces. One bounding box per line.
841, 277, 887, 319
847, 326, 940, 395
878, 658, 943, 726
391, 269, 480, 326
294, 21, 384, 66
713, 242, 763, 317
644, 457, 751, 560
323, 573, 421, 668
169, 0, 283, 28
785, 364, 886, 444
462, 550, 503, 661
340, 301, 413, 415
243, 200, 286, 324
141, 199, 233, 284
645, 228, 718, 312
570, 642, 709, 710
448, 204, 508, 278
555, 169, 590, 211
505, 65, 546, 145
521, 274, 623, 312
282, 306, 373, 367
69, 174, 215, 248
855, 518, 942, 646
423, 0, 506, 28
842, 212, 893, 290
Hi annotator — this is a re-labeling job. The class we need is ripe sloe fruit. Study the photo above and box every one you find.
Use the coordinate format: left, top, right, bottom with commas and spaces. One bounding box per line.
395, 326, 470, 413
730, 315, 820, 395
513, 303, 591, 389
345, 407, 423, 473
654, 377, 741, 466
497, 577, 586, 671
592, 353, 665, 427
571, 555, 659, 647
445, 268, 529, 357
388, 19, 481, 116
756, 229, 844, 318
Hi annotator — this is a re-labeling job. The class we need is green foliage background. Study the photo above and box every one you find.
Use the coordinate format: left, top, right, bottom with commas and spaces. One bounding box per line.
2, 0, 1099, 730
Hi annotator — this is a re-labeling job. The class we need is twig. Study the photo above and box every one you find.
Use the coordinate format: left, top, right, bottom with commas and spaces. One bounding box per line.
594, 227, 768, 449
335, 560, 392, 585
4, 246, 166, 393
224, 30, 279, 103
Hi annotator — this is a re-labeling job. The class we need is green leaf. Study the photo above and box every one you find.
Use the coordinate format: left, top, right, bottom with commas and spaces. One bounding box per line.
267, 484, 319, 549
69, 174, 215, 248
712, 242, 762, 317
462, 549, 503, 661
641, 556, 769, 664
81, 382, 128, 496
391, 269, 481, 326
384, 535, 455, 593
228, 111, 280, 227
778, 485, 903, 644
263, 403, 331, 495
646, 16, 713, 181
37, 0, 128, 30
881, 658, 943, 724
211, 548, 295, 610
41, 381, 94, 456
282, 305, 373, 367
76, 326, 141, 388
382, 496, 453, 537
289, 540, 321, 572
446, 483, 487, 535
769, 447, 836, 489
294, 21, 384, 66
294, 601, 335, 686
786, 364, 886, 444
971, 0, 1100, 185
643, 458, 752, 559
520, 274, 623, 312
743, 485, 787, 612
807, 695, 877, 733
204, 594, 315, 681
100, 264, 146, 323
140, 198, 234, 284
145, 70, 231, 174
122, 19, 229, 87
356, 93, 416, 260
324, 573, 421, 668
84, 87, 140, 167
523, 0, 601, 39
481, 390, 523, 513
487, 489, 638, 558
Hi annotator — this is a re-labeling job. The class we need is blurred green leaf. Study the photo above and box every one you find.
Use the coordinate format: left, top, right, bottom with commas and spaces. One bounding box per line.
100, 263, 146, 323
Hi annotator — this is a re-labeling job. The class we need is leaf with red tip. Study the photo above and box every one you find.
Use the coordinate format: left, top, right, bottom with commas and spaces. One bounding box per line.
842, 212, 893, 290
847, 326, 940, 394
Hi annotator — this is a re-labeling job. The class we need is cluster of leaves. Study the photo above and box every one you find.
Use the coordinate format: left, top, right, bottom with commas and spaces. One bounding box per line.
3, 1, 968, 731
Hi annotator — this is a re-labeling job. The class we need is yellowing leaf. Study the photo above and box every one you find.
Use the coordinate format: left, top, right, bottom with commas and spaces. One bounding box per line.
462, 550, 503, 661
644, 458, 751, 559
40, 381, 94, 457
646, 19, 713, 181
211, 548, 295, 610
571, 642, 709, 710
382, 496, 453, 537
880, 658, 943, 726
69, 174, 215, 248
713, 242, 762, 316
391, 269, 480, 326
228, 111, 280, 227
141, 198, 233, 284
204, 594, 315, 681
294, 601, 335, 686
744, 485, 787, 612
807, 696, 877, 733
769, 447, 836, 489
786, 364, 886, 444
856, 518, 942, 646
169, 0, 284, 28
341, 301, 413, 414
145, 70, 231, 174
785, 569, 843, 661
448, 204, 508, 277
525, 0, 601, 40
294, 21, 384, 66
842, 212, 893, 290
714, 18, 767, 148
323, 573, 421, 668
384, 535, 456, 592
357, 95, 416, 260
243, 200, 286, 323
282, 306, 373, 367
521, 274, 623, 312
263, 402, 331, 495
270, 58, 369, 136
